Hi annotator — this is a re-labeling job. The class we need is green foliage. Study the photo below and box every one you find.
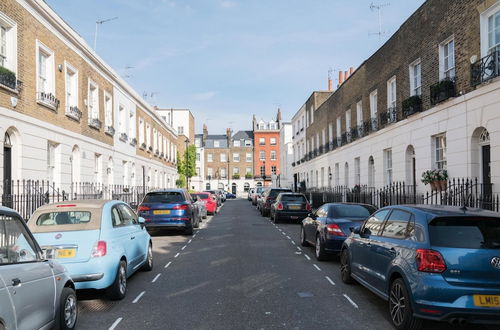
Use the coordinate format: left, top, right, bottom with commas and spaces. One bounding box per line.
0, 66, 15, 80
176, 150, 185, 175
177, 145, 196, 179
421, 169, 448, 185
232, 174, 240, 179
245, 173, 253, 179
176, 176, 186, 188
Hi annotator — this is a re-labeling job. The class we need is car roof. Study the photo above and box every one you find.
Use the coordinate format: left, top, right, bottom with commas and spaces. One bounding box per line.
148, 189, 186, 193
0, 206, 22, 217
324, 202, 376, 208
33, 199, 114, 211
383, 204, 500, 218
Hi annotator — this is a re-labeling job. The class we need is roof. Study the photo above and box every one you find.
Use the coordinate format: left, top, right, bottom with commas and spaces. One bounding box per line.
34, 199, 112, 209
233, 130, 254, 140
205, 134, 227, 140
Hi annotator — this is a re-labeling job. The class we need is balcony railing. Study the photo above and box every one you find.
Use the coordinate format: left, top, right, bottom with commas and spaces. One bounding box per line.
37, 92, 60, 110
119, 133, 128, 142
430, 78, 456, 105
471, 51, 500, 87
105, 125, 115, 136
402, 95, 422, 118
370, 117, 378, 132
350, 127, 358, 141
89, 118, 102, 130
130, 138, 137, 147
148, 146, 153, 152
379, 107, 398, 127
140, 142, 146, 150
160, 152, 165, 158
0, 68, 19, 91
65, 106, 82, 121
155, 149, 160, 156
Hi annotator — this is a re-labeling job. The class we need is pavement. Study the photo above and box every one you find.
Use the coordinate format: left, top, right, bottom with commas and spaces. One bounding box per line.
76, 199, 495, 330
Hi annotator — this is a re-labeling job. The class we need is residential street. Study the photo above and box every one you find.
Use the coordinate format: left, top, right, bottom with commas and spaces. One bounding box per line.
75, 199, 493, 330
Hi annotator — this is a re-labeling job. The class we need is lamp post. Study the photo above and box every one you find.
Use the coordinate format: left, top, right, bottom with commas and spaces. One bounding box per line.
184, 138, 189, 190
94, 16, 118, 51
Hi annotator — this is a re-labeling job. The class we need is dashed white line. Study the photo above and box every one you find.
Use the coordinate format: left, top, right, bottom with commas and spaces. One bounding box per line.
282, 232, 286, 236
291, 241, 296, 245
286, 235, 291, 239
152, 273, 161, 283
181, 245, 187, 250
343, 294, 359, 309
193, 234, 197, 238
188, 239, 192, 244
325, 276, 336, 286
313, 264, 321, 271
174, 252, 180, 258
304, 254, 311, 261
132, 291, 146, 304
109, 317, 123, 330
164, 261, 172, 269
296, 246, 302, 251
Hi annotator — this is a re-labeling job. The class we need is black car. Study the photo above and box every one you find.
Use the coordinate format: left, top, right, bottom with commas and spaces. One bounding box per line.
259, 188, 293, 217
301, 203, 376, 261
270, 193, 311, 223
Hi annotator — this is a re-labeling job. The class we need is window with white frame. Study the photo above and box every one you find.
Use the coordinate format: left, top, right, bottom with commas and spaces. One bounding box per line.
65, 63, 78, 109
356, 101, 363, 126
196, 167, 200, 176
433, 134, 447, 170
207, 153, 213, 162
178, 126, 184, 135
163, 137, 167, 156
409, 59, 422, 96
233, 140, 240, 147
153, 128, 158, 151
207, 167, 213, 177
47, 141, 57, 182
0, 25, 6, 67
139, 118, 145, 145
270, 150, 276, 160
270, 137, 276, 145
196, 152, 200, 161
370, 90, 378, 118
246, 152, 252, 162
260, 166, 265, 177
146, 124, 151, 147
104, 94, 113, 128
36, 41, 55, 96
0, 13, 17, 74
336, 117, 341, 138
384, 148, 393, 185
345, 109, 351, 132
220, 153, 227, 162
387, 77, 397, 109
260, 151, 265, 160
94, 153, 102, 184
354, 157, 360, 186
246, 167, 252, 175
158, 133, 162, 153
259, 137, 265, 145
335, 163, 339, 186
233, 167, 239, 175
440, 38, 455, 79
129, 111, 136, 140
245, 139, 252, 146
220, 168, 227, 178
328, 123, 333, 142
481, 4, 500, 55
195, 138, 201, 147
88, 81, 99, 120
118, 105, 125, 133
233, 152, 240, 162
214, 140, 220, 148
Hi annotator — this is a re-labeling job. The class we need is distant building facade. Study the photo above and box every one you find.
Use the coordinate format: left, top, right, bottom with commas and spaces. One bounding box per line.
278, 122, 293, 189
253, 110, 282, 187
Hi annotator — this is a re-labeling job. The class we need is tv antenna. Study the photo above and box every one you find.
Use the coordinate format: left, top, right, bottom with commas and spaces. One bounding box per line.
123, 66, 134, 78
369, 2, 390, 40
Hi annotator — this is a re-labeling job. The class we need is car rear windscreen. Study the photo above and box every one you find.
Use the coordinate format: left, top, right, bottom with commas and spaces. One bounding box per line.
281, 195, 307, 203
269, 189, 292, 198
429, 217, 500, 249
36, 211, 91, 226
192, 193, 209, 199
143, 192, 185, 203
332, 205, 374, 218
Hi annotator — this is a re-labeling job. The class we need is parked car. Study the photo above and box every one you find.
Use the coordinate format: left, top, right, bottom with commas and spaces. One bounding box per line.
340, 205, 500, 329
1, 206, 78, 330
225, 192, 236, 199
217, 190, 227, 203
138, 189, 200, 235
248, 188, 255, 201
29, 200, 153, 301
190, 193, 208, 219
301, 203, 376, 261
259, 188, 293, 217
252, 187, 265, 206
270, 193, 311, 223
205, 190, 222, 207
192, 192, 217, 215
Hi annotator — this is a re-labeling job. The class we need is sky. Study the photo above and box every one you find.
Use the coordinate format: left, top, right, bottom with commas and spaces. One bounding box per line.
45, 0, 425, 134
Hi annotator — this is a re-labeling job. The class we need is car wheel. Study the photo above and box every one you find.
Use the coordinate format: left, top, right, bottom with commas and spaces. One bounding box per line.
315, 234, 328, 261
57, 287, 78, 330
107, 260, 127, 300
184, 223, 194, 235
300, 226, 309, 246
389, 279, 422, 330
340, 249, 354, 284
194, 216, 200, 228
142, 243, 153, 271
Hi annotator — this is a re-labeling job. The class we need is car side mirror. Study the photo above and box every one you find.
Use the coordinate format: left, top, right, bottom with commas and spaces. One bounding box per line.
192, 196, 198, 202
138, 217, 146, 229
351, 226, 361, 234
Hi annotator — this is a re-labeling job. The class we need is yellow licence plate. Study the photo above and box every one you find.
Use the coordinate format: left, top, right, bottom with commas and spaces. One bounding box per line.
56, 249, 75, 259
473, 295, 500, 307
153, 210, 171, 215
289, 205, 301, 210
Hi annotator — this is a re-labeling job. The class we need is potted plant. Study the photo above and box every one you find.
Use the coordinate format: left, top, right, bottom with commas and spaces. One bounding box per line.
245, 173, 253, 179
421, 170, 438, 191
402, 95, 422, 117
352, 184, 361, 193
436, 169, 448, 191
232, 173, 240, 179
421, 169, 449, 191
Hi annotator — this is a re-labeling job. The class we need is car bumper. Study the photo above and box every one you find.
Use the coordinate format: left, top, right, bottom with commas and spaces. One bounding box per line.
61, 257, 118, 290
323, 235, 347, 253
145, 221, 191, 230
275, 211, 309, 221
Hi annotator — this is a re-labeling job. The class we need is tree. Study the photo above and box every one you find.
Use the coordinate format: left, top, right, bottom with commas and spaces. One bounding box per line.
176, 146, 196, 188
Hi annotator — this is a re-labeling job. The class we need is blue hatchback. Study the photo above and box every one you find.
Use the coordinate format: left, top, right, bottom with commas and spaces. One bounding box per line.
340, 205, 500, 329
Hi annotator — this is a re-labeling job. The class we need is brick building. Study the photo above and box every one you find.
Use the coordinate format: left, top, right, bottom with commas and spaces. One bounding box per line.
253, 110, 282, 187
0, 0, 178, 200
292, 0, 500, 195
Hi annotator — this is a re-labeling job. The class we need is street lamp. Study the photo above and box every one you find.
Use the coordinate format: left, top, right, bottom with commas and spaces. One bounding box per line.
94, 16, 118, 51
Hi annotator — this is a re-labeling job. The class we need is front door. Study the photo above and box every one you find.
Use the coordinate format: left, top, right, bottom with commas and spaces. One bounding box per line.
3, 145, 12, 208
232, 184, 237, 194
482, 145, 492, 197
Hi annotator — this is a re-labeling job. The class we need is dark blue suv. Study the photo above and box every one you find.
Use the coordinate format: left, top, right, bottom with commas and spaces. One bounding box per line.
340, 205, 500, 329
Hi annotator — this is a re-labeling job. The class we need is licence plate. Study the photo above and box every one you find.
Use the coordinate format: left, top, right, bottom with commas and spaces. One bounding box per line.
289, 205, 301, 210
56, 249, 75, 259
153, 210, 171, 215
473, 295, 500, 307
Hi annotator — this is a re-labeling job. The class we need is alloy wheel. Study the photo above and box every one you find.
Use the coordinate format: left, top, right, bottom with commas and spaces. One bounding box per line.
389, 282, 406, 327
315, 236, 321, 258
119, 265, 127, 295
64, 294, 77, 328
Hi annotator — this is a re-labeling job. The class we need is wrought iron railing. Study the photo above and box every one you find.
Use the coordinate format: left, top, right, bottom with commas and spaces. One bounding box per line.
402, 95, 422, 118
104, 125, 115, 136
37, 92, 60, 110
471, 51, 500, 87
430, 78, 456, 105
65, 106, 82, 121
89, 118, 102, 130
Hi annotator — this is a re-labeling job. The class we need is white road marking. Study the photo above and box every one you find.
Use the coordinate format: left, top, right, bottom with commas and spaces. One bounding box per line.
313, 264, 321, 271
291, 241, 296, 245
164, 261, 172, 269
109, 317, 123, 330
295, 251, 302, 255
181, 245, 187, 250
282, 232, 286, 236
188, 239, 192, 244
174, 252, 180, 258
193, 234, 197, 238
152, 273, 161, 283
343, 294, 359, 309
132, 291, 146, 304
286, 236, 291, 239
325, 276, 336, 286
296, 246, 302, 251
304, 254, 311, 261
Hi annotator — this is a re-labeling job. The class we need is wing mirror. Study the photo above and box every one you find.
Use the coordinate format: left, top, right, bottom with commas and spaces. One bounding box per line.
350, 226, 361, 234
138, 217, 146, 229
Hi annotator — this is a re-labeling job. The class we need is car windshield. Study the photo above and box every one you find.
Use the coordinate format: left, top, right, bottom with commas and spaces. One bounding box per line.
36, 211, 91, 226
143, 192, 185, 203
269, 190, 292, 198
331, 205, 374, 218
256, 187, 264, 193
192, 193, 209, 199
281, 195, 307, 203
429, 217, 500, 249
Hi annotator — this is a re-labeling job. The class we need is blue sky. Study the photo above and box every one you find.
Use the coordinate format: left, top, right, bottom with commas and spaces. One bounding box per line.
46, 0, 425, 134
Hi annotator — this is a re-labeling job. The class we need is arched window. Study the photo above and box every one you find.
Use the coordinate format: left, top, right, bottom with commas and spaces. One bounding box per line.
244, 182, 250, 192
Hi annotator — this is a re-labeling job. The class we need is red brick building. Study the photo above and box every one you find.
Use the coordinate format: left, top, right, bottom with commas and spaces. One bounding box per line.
253, 110, 282, 187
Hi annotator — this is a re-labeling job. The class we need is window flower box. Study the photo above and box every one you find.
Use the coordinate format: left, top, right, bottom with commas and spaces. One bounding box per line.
65, 106, 82, 121
402, 95, 422, 118
89, 118, 102, 130
105, 125, 115, 136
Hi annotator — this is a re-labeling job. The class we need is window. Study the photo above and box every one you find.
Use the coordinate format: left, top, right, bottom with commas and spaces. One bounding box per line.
36, 41, 54, 96
139, 118, 145, 144
362, 209, 390, 236
207, 167, 213, 177
195, 138, 201, 147
369, 90, 378, 119
0, 14, 17, 75
196, 167, 200, 176
104, 95, 113, 129
259, 151, 265, 160
117, 204, 138, 226
153, 129, 158, 151
409, 59, 422, 96
207, 153, 213, 162
214, 140, 220, 148
178, 126, 184, 135
94, 153, 102, 184
233, 153, 240, 162
233, 140, 240, 147
345, 109, 351, 140
270, 150, 276, 160
381, 210, 412, 239
485, 6, 500, 54
129, 111, 136, 140
196, 153, 200, 161
246, 152, 252, 162
259, 137, 265, 145
245, 140, 252, 146
0, 214, 39, 264
356, 101, 363, 126
220, 153, 227, 162
88, 81, 99, 120
220, 168, 226, 178
335, 163, 339, 186
384, 148, 393, 185
434, 134, 447, 169
336, 117, 341, 138
440, 38, 455, 79
387, 77, 397, 109
354, 157, 360, 186
65, 63, 78, 108
270, 137, 276, 145
271, 166, 277, 174
233, 167, 239, 175
246, 167, 252, 175
47, 142, 57, 182
146, 124, 151, 147
260, 166, 265, 177
0, 25, 6, 67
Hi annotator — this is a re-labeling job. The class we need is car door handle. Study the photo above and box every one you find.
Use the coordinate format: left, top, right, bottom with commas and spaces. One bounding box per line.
12, 278, 21, 286
131, 236, 135, 240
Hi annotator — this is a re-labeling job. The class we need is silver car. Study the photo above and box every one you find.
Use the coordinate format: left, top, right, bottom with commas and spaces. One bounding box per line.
0, 206, 77, 330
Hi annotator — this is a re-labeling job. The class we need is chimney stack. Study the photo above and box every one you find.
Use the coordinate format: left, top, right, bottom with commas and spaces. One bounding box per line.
203, 124, 208, 142
338, 71, 345, 86
349, 67, 354, 76
328, 77, 333, 91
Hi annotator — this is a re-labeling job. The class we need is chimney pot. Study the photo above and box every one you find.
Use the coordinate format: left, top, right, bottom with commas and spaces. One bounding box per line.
338, 71, 345, 85
349, 67, 354, 75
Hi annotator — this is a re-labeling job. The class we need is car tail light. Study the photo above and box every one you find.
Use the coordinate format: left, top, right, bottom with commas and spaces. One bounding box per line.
277, 203, 284, 210
416, 249, 446, 273
305, 203, 312, 211
138, 205, 150, 212
56, 204, 77, 208
91, 241, 107, 258
173, 204, 189, 211
326, 224, 345, 236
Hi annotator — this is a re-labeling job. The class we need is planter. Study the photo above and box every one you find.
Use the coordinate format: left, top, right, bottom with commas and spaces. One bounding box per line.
438, 180, 447, 191
430, 181, 439, 191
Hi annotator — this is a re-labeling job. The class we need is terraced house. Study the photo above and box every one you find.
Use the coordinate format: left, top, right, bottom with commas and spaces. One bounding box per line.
0, 0, 178, 212
292, 0, 500, 200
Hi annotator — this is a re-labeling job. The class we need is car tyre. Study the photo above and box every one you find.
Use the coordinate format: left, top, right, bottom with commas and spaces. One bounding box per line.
142, 243, 153, 271
300, 226, 309, 246
107, 260, 127, 300
389, 278, 422, 330
315, 234, 329, 261
340, 249, 354, 284
57, 287, 78, 330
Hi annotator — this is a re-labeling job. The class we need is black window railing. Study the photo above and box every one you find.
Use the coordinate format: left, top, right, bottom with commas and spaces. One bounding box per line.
471, 51, 500, 87
430, 78, 456, 105
402, 95, 422, 118
0, 67, 18, 90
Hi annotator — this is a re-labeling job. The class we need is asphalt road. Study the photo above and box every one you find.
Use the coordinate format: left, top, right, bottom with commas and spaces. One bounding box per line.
75, 199, 495, 330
